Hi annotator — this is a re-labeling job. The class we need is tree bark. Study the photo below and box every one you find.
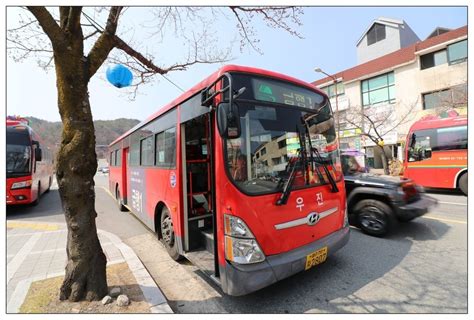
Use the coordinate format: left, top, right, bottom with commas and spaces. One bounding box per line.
378, 145, 390, 175
54, 35, 107, 301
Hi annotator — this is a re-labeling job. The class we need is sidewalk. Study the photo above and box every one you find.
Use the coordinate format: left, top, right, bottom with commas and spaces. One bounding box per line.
6, 220, 172, 314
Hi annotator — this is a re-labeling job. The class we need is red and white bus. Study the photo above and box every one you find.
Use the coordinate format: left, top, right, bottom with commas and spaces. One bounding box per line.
108, 65, 349, 295
403, 115, 467, 195
6, 117, 54, 205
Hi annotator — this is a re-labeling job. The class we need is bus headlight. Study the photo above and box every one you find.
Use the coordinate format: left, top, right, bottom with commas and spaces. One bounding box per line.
225, 236, 265, 264
11, 180, 32, 189
224, 214, 265, 264
224, 214, 255, 238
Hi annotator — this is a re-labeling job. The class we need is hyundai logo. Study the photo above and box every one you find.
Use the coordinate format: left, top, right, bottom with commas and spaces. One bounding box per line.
307, 212, 320, 226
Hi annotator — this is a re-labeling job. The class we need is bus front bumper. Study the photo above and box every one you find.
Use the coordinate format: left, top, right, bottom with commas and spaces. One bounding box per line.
219, 226, 350, 296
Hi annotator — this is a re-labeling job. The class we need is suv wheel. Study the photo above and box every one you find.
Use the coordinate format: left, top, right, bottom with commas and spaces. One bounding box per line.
354, 199, 394, 237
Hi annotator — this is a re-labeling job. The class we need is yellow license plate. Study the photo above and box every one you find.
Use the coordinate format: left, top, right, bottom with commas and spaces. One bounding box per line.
305, 246, 328, 270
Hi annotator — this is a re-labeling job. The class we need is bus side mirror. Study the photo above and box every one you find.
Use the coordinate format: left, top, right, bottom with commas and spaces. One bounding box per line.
32, 140, 42, 161
410, 133, 416, 148
35, 147, 42, 162
217, 102, 241, 139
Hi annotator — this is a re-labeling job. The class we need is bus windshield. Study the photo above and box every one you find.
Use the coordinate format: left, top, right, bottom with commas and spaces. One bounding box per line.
7, 131, 31, 176
225, 103, 341, 195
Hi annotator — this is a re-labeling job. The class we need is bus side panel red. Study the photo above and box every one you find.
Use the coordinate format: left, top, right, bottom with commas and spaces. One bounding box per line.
121, 148, 129, 200
404, 149, 467, 188
109, 166, 122, 197
144, 168, 182, 237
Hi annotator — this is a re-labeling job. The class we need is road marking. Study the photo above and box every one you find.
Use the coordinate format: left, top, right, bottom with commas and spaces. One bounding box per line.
7, 221, 59, 231
7, 230, 65, 238
7, 233, 42, 283
422, 215, 467, 224
437, 201, 467, 206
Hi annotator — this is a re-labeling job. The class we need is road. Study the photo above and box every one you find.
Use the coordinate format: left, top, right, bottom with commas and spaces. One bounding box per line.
6, 174, 467, 313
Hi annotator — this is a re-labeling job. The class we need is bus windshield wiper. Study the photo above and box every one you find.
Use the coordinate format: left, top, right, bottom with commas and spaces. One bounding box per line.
301, 114, 339, 193
310, 146, 339, 193
275, 149, 301, 206
276, 125, 308, 206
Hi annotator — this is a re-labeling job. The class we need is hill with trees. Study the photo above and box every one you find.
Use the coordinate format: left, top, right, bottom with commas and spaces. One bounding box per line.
26, 117, 140, 159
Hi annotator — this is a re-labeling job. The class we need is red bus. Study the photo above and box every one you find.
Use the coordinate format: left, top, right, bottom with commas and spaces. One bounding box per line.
108, 65, 349, 295
403, 115, 467, 195
6, 117, 54, 205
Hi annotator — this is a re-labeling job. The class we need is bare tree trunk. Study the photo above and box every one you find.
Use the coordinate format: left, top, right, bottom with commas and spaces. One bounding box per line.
54, 45, 107, 301
378, 145, 390, 175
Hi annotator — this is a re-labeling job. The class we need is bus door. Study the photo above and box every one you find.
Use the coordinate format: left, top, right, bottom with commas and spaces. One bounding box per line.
181, 113, 217, 277
122, 147, 129, 205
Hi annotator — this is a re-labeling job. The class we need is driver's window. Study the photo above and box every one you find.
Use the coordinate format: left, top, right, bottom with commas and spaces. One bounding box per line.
408, 129, 434, 162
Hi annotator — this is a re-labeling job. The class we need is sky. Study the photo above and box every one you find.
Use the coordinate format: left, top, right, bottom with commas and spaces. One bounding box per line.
6, 6, 468, 122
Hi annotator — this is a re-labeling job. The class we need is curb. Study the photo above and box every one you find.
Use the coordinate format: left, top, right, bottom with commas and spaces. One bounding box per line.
99, 229, 173, 313
7, 220, 173, 314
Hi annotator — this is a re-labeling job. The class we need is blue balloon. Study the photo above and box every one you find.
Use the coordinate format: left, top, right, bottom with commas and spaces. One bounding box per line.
106, 64, 133, 88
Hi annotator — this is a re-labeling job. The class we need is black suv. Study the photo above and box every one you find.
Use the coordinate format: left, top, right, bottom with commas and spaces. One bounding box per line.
341, 150, 438, 237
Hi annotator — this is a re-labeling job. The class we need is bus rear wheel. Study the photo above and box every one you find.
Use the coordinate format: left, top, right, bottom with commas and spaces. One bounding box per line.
459, 173, 468, 196
160, 207, 182, 261
116, 190, 127, 212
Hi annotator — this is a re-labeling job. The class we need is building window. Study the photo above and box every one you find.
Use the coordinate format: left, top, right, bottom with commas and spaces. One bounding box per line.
140, 135, 154, 166
361, 72, 395, 106
447, 40, 467, 65
260, 147, 266, 156
320, 82, 345, 98
420, 49, 447, 70
422, 84, 467, 110
420, 40, 467, 70
278, 139, 287, 149
367, 23, 386, 46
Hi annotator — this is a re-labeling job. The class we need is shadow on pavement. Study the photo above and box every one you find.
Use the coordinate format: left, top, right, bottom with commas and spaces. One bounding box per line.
177, 217, 452, 313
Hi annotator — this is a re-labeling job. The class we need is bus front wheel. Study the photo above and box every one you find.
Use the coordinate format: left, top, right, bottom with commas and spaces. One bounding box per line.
459, 173, 468, 196
160, 208, 182, 261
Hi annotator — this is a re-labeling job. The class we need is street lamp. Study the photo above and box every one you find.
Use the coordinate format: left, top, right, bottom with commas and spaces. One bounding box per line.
314, 67, 340, 141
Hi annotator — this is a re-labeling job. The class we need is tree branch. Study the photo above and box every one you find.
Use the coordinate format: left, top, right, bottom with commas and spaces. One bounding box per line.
86, 6, 123, 80
27, 6, 64, 45
113, 36, 166, 74
66, 7, 83, 32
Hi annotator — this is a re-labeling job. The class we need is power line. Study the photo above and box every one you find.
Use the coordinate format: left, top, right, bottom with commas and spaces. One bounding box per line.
82, 10, 185, 93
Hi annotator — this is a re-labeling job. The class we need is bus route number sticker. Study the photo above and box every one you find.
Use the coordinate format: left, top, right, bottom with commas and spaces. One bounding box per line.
170, 172, 176, 188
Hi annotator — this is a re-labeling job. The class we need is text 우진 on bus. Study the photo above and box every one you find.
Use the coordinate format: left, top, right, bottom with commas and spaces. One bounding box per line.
6, 116, 54, 205
404, 115, 467, 195
108, 65, 350, 295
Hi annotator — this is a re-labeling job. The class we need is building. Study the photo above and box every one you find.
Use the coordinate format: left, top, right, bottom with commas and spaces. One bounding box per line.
313, 19, 467, 169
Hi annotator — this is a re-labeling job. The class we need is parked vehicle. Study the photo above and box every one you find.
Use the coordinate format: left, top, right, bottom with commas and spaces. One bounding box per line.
403, 115, 467, 195
341, 150, 437, 237
108, 65, 350, 295
6, 116, 54, 206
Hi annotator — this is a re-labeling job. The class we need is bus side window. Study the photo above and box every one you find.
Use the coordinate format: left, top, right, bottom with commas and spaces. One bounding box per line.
408, 130, 433, 162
